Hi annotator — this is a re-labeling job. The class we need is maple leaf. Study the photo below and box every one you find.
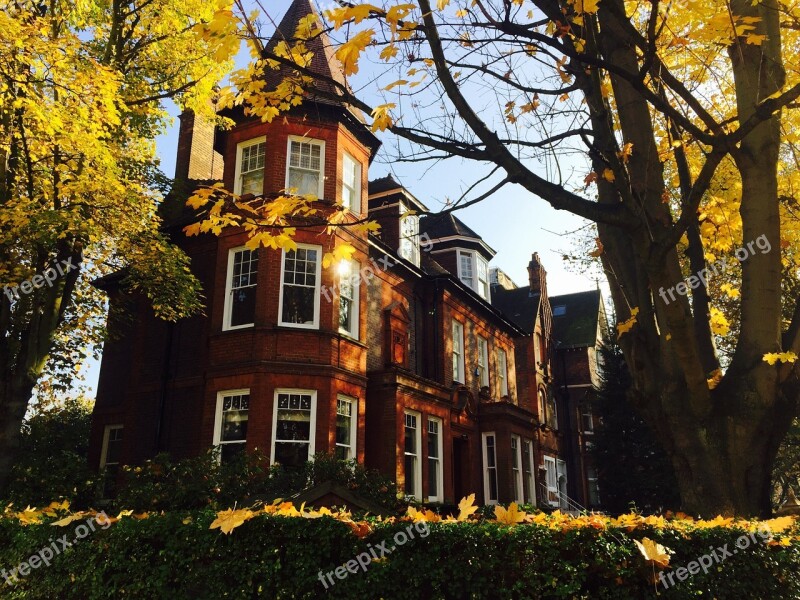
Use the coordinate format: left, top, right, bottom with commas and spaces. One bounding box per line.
617, 307, 639, 336
762, 352, 798, 365
209, 508, 255, 534
51, 513, 87, 527
602, 168, 616, 182
634, 537, 672, 568
335, 29, 374, 76
584, 171, 598, 186
760, 516, 795, 534
706, 368, 723, 390
371, 103, 396, 132
709, 307, 730, 337
457, 494, 478, 521
495, 502, 527, 525
380, 45, 398, 61
588, 237, 604, 257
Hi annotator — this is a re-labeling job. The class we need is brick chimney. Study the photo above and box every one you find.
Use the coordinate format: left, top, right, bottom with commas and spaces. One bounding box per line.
527, 252, 547, 298
174, 110, 223, 182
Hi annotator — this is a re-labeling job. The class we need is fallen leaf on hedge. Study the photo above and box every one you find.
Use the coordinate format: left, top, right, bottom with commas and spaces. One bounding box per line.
51, 513, 87, 527
457, 494, 478, 521
209, 508, 255, 534
761, 516, 795, 534
495, 502, 527, 525
634, 537, 671, 568
15, 506, 44, 526
346, 520, 372, 538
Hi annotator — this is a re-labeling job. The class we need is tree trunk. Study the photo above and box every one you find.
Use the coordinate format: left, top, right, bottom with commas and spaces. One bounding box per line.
0, 374, 36, 495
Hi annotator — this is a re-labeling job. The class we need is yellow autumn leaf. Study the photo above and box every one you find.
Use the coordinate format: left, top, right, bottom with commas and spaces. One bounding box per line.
588, 237, 604, 257
437, 0, 450, 9
720, 283, 740, 299
50, 513, 87, 527
634, 537, 672, 568
495, 502, 527, 525
602, 168, 615, 182
760, 516, 795, 534
709, 307, 730, 337
707, 368, 723, 390
380, 44, 398, 61
371, 103, 396, 132
617, 307, 639, 336
385, 79, 409, 91
457, 494, 479, 521
762, 351, 798, 365
335, 29, 374, 76
209, 508, 255, 534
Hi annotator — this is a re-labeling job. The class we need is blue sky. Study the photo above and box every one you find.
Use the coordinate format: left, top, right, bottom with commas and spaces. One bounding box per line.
80, 0, 601, 396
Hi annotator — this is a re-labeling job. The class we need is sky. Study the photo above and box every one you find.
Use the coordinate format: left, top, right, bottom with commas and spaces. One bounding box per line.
79, 0, 603, 397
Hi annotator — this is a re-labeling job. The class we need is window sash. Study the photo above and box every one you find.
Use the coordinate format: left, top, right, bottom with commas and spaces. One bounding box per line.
214, 391, 250, 464
498, 349, 508, 396
523, 440, 535, 505
452, 320, 464, 382
511, 436, 524, 504
286, 139, 323, 197
477, 337, 489, 387
483, 433, 498, 503
335, 396, 356, 460
279, 245, 321, 328
236, 138, 266, 196
427, 418, 442, 501
398, 202, 420, 266
458, 251, 474, 289
342, 153, 360, 211
338, 260, 359, 337
271, 390, 316, 468
404, 411, 421, 499
477, 256, 489, 300
225, 248, 258, 329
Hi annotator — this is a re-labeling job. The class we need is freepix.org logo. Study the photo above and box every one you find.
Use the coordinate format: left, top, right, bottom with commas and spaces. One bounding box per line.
3, 258, 77, 303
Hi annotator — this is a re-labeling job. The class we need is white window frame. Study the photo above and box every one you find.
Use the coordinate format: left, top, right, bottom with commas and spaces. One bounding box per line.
213, 389, 250, 463
270, 388, 317, 465
341, 152, 361, 213
482, 432, 499, 505
335, 395, 357, 460
498, 348, 508, 397
337, 259, 360, 339
234, 136, 266, 196
278, 243, 322, 329
477, 336, 489, 388
223, 247, 258, 331
403, 410, 422, 499
100, 424, 124, 498
523, 439, 536, 506
557, 458, 569, 510
285, 136, 325, 199
511, 435, 524, 504
427, 417, 443, 502
398, 201, 420, 267
456, 249, 490, 301
544, 455, 558, 507
582, 405, 594, 434
452, 320, 465, 383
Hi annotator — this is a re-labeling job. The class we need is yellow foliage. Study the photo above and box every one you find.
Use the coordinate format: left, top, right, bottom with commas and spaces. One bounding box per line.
762, 352, 799, 365
634, 537, 672, 568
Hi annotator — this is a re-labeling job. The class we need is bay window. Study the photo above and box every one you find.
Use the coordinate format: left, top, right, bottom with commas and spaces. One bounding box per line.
286, 137, 324, 198
271, 390, 316, 468
234, 137, 266, 196
342, 152, 361, 212
404, 411, 422, 499
427, 417, 443, 502
482, 432, 498, 504
335, 395, 357, 460
279, 244, 321, 328
224, 247, 258, 330
214, 390, 250, 463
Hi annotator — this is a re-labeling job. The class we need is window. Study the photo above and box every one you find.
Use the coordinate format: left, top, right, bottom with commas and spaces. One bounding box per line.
286, 137, 324, 198
582, 406, 594, 433
279, 244, 321, 328
477, 336, 489, 388
235, 137, 266, 196
452, 320, 465, 383
271, 390, 316, 468
482, 432, 498, 504
214, 391, 250, 463
498, 348, 508, 397
587, 464, 601, 506
100, 425, 123, 498
341, 153, 361, 212
535, 332, 544, 365
223, 248, 258, 330
398, 201, 420, 266
553, 304, 566, 317
547, 390, 558, 430
523, 439, 536, 505
457, 250, 490, 300
511, 435, 524, 504
557, 459, 569, 510
338, 259, 359, 338
537, 388, 547, 423
458, 251, 474, 289
427, 417, 443, 502
404, 411, 422, 499
335, 396, 357, 460
544, 455, 558, 506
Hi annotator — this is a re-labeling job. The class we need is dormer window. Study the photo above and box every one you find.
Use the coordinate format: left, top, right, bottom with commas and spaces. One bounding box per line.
457, 250, 490, 300
286, 137, 324, 198
398, 201, 420, 267
234, 137, 266, 196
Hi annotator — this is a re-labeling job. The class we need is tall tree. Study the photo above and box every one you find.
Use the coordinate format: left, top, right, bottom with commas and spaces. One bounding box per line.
191, 0, 800, 515
0, 1, 236, 493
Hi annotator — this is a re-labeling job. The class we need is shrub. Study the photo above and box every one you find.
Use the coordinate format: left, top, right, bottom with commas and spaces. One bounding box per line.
0, 505, 797, 599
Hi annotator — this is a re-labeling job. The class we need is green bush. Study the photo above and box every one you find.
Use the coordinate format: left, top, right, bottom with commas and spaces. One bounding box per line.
0, 511, 797, 599
114, 451, 401, 513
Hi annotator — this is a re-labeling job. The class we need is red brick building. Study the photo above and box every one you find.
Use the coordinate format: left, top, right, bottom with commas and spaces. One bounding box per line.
88, 0, 595, 509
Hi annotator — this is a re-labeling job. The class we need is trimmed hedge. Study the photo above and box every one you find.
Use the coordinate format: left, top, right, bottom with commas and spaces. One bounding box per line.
0, 509, 798, 599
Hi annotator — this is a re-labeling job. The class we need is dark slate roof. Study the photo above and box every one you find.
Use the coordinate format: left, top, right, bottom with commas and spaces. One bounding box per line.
550, 290, 601, 349
421, 213, 482, 240
368, 174, 403, 195
262, 0, 363, 121
491, 287, 540, 334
